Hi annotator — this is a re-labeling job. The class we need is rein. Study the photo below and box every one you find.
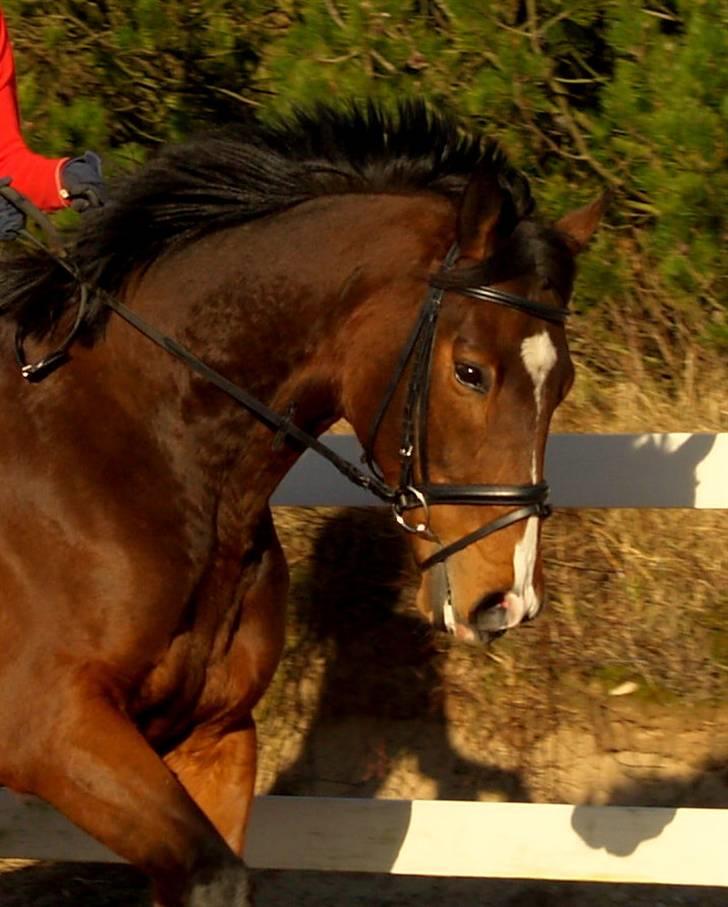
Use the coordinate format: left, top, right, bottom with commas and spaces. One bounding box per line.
4, 188, 569, 635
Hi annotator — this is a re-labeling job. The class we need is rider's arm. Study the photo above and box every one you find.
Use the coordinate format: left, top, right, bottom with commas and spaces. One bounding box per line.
0, 11, 68, 211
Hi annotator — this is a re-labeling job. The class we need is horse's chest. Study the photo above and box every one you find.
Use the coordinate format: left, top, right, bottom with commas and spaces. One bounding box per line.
137, 540, 288, 740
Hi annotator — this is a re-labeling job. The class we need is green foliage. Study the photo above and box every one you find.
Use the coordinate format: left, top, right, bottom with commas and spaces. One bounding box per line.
4, 0, 275, 167
4, 0, 725, 355
254, 1, 725, 354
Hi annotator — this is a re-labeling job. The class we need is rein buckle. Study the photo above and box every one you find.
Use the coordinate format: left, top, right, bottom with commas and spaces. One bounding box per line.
20, 351, 71, 383
393, 486, 432, 536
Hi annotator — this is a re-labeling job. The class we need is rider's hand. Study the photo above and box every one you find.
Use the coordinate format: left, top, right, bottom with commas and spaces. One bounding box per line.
60, 151, 107, 212
0, 181, 24, 240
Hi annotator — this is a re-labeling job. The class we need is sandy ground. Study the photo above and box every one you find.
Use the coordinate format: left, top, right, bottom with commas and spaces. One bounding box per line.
2, 862, 728, 906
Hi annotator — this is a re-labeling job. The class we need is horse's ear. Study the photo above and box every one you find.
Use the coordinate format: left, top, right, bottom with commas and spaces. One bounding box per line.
457, 167, 514, 260
555, 192, 610, 254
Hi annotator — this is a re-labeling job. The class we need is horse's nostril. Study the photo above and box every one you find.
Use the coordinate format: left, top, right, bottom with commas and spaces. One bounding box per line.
471, 592, 509, 634
476, 592, 506, 611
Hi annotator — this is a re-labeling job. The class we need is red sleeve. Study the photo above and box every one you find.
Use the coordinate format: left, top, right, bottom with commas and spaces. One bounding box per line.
0, 10, 68, 211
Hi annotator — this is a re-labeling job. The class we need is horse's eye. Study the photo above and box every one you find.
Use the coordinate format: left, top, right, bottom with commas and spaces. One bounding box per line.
454, 361, 488, 393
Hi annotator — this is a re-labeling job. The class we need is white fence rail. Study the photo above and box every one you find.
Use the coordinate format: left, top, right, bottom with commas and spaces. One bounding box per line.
2, 432, 727, 886
2, 792, 728, 886
273, 432, 728, 509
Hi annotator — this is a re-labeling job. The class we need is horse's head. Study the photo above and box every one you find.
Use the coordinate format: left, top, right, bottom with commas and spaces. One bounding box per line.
346, 169, 605, 643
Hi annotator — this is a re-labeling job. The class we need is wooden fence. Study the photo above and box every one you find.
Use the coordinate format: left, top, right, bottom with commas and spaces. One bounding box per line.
1, 432, 726, 885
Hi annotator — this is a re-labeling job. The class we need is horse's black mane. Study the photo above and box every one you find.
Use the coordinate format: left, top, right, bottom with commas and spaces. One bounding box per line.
1, 101, 534, 342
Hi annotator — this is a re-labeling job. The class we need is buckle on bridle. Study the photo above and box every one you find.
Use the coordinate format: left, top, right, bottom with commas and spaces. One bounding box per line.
393, 486, 432, 536
14, 282, 90, 384
19, 350, 71, 383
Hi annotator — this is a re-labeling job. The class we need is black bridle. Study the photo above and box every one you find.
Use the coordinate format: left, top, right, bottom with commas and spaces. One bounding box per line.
361, 243, 568, 630
5, 188, 568, 634
363, 244, 567, 559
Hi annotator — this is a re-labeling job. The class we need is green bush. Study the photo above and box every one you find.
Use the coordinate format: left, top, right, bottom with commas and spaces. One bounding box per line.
5, 0, 725, 357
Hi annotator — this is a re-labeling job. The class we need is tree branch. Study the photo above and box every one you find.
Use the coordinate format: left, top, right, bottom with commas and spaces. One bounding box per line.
324, 0, 346, 31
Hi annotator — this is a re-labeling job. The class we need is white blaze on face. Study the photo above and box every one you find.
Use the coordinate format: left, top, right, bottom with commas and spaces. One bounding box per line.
509, 331, 558, 622
520, 331, 558, 431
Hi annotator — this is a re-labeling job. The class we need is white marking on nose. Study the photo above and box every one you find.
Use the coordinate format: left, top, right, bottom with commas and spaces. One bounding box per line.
513, 331, 558, 619
512, 518, 540, 619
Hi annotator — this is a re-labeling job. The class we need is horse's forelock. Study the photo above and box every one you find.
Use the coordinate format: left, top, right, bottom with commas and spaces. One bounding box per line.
483, 220, 576, 303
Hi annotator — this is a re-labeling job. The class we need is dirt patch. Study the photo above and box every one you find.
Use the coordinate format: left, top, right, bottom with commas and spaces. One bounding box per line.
3, 863, 728, 906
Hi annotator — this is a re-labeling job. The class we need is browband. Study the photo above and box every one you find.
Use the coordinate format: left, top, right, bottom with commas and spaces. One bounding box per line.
429, 280, 569, 324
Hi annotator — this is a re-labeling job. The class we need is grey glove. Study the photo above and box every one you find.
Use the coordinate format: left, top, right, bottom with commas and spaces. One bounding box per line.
0, 178, 25, 240
60, 151, 108, 211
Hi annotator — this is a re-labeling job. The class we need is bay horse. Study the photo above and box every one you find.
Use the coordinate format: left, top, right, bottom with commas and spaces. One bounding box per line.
0, 103, 603, 905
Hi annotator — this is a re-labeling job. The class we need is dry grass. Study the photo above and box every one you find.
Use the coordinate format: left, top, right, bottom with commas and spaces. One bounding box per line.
540, 305, 727, 703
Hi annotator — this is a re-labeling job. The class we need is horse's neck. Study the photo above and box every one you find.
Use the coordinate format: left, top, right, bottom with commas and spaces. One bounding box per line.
115, 193, 452, 530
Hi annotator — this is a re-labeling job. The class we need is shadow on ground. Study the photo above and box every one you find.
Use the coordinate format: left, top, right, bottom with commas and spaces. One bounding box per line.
3, 862, 728, 907
272, 508, 527, 808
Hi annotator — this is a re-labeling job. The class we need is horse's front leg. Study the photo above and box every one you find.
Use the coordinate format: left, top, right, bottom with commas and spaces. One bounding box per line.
166, 720, 258, 856
166, 533, 288, 855
12, 683, 251, 907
